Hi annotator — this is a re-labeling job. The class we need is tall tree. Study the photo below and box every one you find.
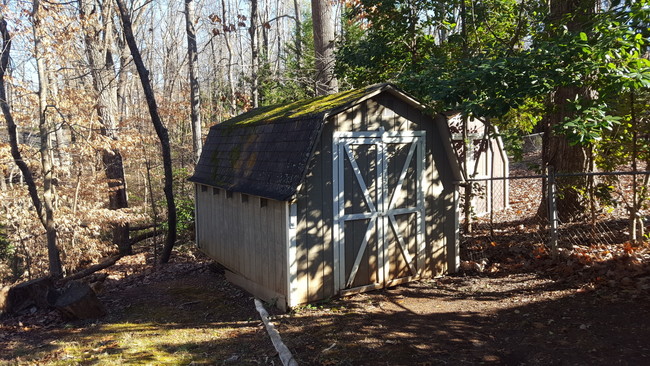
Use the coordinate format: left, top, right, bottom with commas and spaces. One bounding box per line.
293, 0, 303, 71
249, 0, 260, 108
32, 0, 63, 278
311, 0, 338, 95
185, 0, 203, 162
541, 0, 596, 221
79, 0, 131, 255
0, 11, 61, 278
115, 0, 177, 263
221, 0, 237, 114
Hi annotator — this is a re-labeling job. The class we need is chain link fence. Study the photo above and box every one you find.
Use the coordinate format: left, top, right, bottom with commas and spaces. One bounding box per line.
460, 169, 650, 266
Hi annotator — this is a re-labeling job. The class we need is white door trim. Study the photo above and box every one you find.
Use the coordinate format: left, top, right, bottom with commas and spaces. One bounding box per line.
333, 130, 425, 293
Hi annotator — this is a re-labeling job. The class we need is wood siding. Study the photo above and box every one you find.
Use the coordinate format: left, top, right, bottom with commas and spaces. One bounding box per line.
195, 185, 288, 302
294, 95, 457, 304
458, 117, 509, 215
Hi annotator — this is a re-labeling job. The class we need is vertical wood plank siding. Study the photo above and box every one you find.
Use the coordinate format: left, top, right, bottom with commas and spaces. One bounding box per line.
195, 188, 288, 299
294, 95, 456, 304
466, 118, 509, 215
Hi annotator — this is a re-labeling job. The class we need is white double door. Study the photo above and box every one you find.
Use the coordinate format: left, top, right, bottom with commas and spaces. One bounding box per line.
333, 130, 425, 293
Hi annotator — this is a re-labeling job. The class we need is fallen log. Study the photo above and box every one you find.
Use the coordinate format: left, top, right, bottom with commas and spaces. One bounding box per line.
129, 230, 162, 246
59, 255, 122, 285
55, 281, 106, 320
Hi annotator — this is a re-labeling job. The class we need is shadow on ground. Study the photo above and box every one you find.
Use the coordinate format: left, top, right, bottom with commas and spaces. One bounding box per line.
3, 250, 649, 365
277, 273, 650, 365
0, 254, 279, 365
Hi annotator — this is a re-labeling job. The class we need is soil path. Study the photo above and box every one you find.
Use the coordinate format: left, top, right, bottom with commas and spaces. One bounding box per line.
2, 252, 649, 365
277, 273, 650, 365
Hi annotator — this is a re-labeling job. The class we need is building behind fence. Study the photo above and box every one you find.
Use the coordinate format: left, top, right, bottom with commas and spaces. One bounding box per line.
446, 112, 510, 216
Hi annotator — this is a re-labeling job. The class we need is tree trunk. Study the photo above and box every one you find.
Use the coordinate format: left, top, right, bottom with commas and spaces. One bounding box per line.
80, 0, 131, 255
33, 0, 63, 278
115, 0, 177, 264
311, 0, 338, 96
221, 0, 237, 114
542, 0, 595, 222
116, 33, 130, 123
293, 0, 302, 70
542, 88, 591, 221
249, 0, 259, 108
185, 0, 203, 162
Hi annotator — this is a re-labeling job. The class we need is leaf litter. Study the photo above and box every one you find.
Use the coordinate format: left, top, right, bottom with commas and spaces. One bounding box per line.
2, 155, 649, 365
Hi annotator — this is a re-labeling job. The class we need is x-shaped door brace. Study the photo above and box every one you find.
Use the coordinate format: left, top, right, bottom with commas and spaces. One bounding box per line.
339, 135, 423, 289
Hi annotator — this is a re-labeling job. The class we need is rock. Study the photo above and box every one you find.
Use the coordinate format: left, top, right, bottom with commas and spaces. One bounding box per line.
0, 286, 10, 314
0, 277, 55, 315
54, 281, 106, 320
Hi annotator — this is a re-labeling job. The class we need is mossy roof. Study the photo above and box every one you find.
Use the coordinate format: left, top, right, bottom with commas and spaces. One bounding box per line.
188, 83, 422, 200
219, 85, 380, 127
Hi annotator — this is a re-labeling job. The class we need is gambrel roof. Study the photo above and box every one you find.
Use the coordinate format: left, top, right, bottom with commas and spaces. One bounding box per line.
189, 83, 459, 201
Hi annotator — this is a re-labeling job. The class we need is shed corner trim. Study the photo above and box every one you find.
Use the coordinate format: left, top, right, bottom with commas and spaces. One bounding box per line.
285, 202, 299, 308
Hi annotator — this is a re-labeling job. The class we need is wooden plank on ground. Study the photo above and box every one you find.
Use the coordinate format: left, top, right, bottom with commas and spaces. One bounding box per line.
226, 270, 287, 312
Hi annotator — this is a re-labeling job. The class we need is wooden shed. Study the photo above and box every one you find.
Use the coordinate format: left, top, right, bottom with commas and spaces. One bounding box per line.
189, 83, 462, 310
447, 112, 509, 215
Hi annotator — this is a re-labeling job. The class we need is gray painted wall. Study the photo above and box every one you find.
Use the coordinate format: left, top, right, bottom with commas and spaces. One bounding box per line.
293, 95, 458, 304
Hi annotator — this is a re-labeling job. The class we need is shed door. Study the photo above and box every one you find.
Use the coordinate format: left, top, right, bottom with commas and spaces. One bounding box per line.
333, 131, 425, 294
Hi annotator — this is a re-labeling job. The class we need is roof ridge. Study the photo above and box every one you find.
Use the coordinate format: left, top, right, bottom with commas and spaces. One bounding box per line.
214, 83, 394, 127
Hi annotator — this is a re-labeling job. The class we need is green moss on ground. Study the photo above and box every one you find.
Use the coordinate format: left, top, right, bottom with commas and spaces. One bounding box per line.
3, 272, 275, 365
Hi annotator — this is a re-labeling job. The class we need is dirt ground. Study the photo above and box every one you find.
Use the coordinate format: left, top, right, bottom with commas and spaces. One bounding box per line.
277, 273, 650, 365
1, 248, 650, 365
1, 252, 280, 365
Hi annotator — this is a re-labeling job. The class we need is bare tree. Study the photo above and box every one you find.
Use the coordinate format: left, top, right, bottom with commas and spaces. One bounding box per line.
293, 0, 302, 71
79, 0, 131, 255
221, 0, 237, 114
311, 0, 337, 95
1, 8, 63, 278
185, 0, 203, 161
115, 0, 177, 263
249, 0, 259, 108
32, 0, 64, 278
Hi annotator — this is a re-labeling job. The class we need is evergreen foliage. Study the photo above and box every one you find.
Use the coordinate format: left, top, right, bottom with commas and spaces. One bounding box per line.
337, 0, 650, 161
259, 18, 317, 105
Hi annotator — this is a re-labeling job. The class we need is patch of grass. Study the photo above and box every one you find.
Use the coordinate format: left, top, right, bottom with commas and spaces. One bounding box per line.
9, 319, 262, 365
4, 274, 274, 365
166, 284, 211, 299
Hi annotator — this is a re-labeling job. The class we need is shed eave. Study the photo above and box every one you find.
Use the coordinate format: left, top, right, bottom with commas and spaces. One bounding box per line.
434, 113, 464, 183
187, 178, 296, 202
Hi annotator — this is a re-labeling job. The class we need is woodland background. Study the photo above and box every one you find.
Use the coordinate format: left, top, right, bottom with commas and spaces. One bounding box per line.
0, 0, 648, 284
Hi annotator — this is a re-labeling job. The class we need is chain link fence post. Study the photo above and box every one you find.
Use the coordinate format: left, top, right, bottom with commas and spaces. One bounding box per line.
547, 166, 558, 255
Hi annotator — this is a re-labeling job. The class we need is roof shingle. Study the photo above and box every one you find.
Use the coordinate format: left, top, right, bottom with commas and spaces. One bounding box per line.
188, 83, 420, 201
